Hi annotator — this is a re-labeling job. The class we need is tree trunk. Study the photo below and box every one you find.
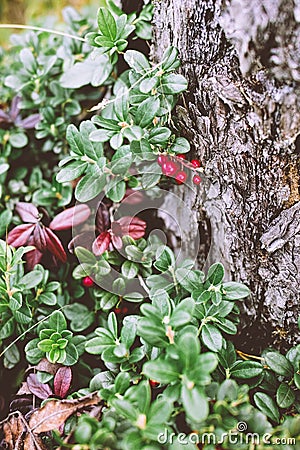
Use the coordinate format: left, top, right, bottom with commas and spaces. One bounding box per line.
152, 0, 300, 349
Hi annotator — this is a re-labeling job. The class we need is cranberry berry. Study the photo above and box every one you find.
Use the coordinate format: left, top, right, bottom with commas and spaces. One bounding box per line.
82, 276, 94, 287
191, 159, 201, 168
193, 174, 202, 185
176, 171, 187, 184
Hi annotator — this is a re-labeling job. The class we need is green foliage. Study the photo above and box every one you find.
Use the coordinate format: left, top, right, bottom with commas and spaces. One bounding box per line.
0, 2, 299, 450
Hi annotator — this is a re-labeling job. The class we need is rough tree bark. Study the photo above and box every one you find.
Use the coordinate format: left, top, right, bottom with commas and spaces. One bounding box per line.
151, 0, 300, 349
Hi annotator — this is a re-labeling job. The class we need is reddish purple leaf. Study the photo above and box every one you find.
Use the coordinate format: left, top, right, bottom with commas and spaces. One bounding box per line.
44, 228, 67, 262
118, 216, 146, 239
111, 234, 123, 249
92, 231, 111, 255
18, 113, 40, 129
10, 95, 21, 121
7, 224, 35, 247
26, 246, 43, 270
33, 223, 48, 251
15, 202, 39, 223
53, 367, 72, 399
27, 373, 53, 400
95, 203, 110, 233
123, 189, 144, 205
49, 204, 91, 231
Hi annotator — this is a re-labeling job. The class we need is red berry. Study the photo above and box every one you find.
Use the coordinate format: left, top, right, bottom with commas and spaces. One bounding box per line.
157, 155, 168, 166
82, 276, 94, 288
177, 154, 186, 160
191, 159, 201, 168
193, 174, 202, 185
149, 379, 160, 388
175, 171, 187, 184
114, 307, 122, 314
162, 161, 179, 176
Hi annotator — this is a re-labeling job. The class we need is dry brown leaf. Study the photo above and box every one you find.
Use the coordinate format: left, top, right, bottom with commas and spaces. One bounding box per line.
1, 413, 47, 450
16, 382, 32, 396
28, 392, 100, 434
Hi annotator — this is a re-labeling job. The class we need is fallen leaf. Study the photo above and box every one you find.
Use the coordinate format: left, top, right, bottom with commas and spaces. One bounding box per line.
27, 374, 53, 400
28, 392, 100, 433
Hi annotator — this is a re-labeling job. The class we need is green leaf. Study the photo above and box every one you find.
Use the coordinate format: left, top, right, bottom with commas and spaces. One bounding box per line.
85, 329, 115, 354
230, 361, 264, 379
201, 324, 223, 352
106, 180, 126, 202
97, 7, 117, 40
276, 383, 295, 408
177, 333, 200, 370
100, 292, 119, 311
154, 246, 175, 272
143, 359, 180, 384
124, 50, 150, 73
48, 311, 67, 332
111, 398, 138, 422
148, 127, 171, 144
64, 343, 79, 366
18, 271, 44, 289
64, 303, 94, 332
3, 343, 20, 369
123, 292, 144, 303
39, 292, 57, 306
254, 392, 280, 423
170, 298, 195, 328
161, 46, 180, 72
0, 210, 12, 236
9, 132, 28, 148
222, 282, 250, 300
170, 137, 190, 154
207, 263, 224, 286
158, 73, 188, 94
0, 317, 14, 339
56, 161, 87, 183
264, 351, 294, 377
25, 339, 44, 364
115, 372, 131, 394
181, 385, 208, 422
140, 77, 158, 94
122, 261, 139, 279
13, 305, 31, 324
74, 247, 97, 265
75, 172, 106, 202
135, 97, 160, 128
141, 172, 161, 189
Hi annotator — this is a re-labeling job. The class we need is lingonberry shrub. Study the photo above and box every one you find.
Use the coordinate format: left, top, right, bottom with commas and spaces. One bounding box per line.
0, 2, 299, 449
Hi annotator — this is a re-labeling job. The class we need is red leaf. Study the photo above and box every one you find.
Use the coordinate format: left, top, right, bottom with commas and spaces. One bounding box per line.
7, 224, 35, 247
92, 231, 111, 255
53, 367, 72, 399
111, 234, 123, 249
95, 203, 110, 233
27, 373, 53, 400
33, 223, 48, 251
118, 216, 146, 239
44, 228, 67, 262
15, 202, 39, 223
26, 247, 43, 270
49, 204, 91, 231
123, 189, 144, 204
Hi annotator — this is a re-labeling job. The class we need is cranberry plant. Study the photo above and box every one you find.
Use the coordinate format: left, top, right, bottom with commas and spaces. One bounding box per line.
0, 1, 299, 449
